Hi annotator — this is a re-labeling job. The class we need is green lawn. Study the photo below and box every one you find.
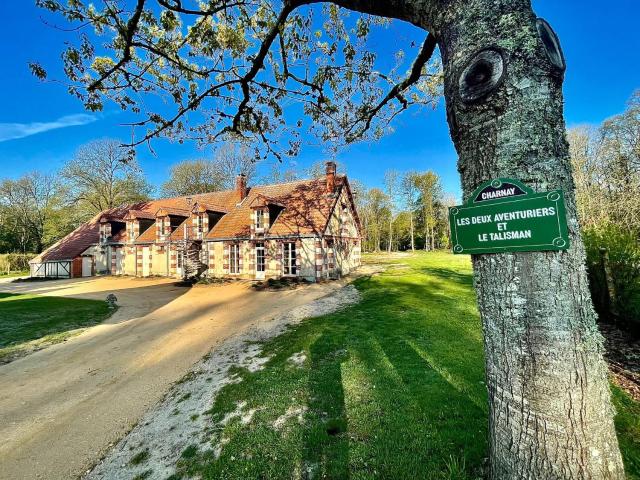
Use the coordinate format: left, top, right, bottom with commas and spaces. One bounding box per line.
170, 251, 640, 479
0, 270, 29, 279
0, 292, 113, 363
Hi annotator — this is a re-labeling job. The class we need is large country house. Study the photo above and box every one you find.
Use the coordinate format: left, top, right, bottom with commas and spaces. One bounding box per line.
29, 162, 361, 281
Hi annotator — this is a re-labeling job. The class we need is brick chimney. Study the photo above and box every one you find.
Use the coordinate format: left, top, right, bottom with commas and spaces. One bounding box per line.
325, 161, 336, 194
236, 174, 247, 201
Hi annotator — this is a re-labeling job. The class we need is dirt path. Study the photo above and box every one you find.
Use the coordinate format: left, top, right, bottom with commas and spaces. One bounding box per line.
0, 277, 351, 480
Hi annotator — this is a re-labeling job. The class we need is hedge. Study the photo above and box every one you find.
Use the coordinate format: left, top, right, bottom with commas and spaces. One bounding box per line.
0, 253, 34, 274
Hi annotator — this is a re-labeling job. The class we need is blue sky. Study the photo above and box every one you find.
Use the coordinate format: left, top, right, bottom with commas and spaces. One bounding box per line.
1, 1, 638, 199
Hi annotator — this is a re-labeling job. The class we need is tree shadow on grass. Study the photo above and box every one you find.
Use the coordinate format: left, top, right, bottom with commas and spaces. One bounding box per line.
415, 266, 474, 287
303, 329, 350, 479
184, 261, 487, 479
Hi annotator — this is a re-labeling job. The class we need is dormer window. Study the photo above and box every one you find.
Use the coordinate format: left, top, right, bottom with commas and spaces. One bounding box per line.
255, 209, 264, 230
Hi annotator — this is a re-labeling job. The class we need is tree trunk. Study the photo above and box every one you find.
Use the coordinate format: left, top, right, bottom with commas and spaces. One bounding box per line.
427, 1, 624, 478
410, 213, 415, 251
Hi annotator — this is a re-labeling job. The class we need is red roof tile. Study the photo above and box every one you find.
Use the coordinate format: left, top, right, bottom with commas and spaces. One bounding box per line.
156, 207, 191, 217
33, 175, 357, 264
206, 177, 345, 239
31, 208, 115, 263
134, 224, 157, 244
169, 219, 189, 241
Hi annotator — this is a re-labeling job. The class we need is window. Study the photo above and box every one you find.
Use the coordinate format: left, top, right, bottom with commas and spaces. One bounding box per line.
256, 242, 265, 272
255, 209, 264, 230
129, 222, 136, 240
229, 244, 240, 274
195, 215, 203, 235
283, 242, 297, 275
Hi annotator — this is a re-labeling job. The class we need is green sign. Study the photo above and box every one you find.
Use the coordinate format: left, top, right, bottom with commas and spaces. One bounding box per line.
449, 178, 570, 255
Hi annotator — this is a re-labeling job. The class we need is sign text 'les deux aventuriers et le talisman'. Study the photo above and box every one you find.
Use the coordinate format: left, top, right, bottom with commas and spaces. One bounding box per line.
448, 178, 570, 255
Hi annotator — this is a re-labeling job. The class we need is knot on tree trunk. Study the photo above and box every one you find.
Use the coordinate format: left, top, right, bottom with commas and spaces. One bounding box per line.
536, 18, 566, 75
457, 47, 506, 104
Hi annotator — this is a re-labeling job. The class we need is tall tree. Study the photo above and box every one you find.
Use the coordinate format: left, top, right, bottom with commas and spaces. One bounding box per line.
214, 143, 258, 189
0, 172, 58, 253
413, 170, 441, 250
38, 1, 624, 477
161, 159, 226, 197
162, 144, 257, 196
361, 188, 388, 252
305, 160, 344, 179
401, 171, 418, 251
569, 92, 640, 233
62, 139, 153, 216
384, 170, 400, 253
261, 162, 299, 185
568, 127, 607, 229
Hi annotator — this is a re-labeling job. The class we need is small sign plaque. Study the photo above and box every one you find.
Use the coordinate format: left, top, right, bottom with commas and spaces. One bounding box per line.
449, 178, 570, 255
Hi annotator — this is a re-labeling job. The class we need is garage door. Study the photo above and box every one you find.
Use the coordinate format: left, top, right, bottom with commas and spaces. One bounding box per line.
142, 247, 150, 277
115, 248, 124, 275
82, 257, 93, 277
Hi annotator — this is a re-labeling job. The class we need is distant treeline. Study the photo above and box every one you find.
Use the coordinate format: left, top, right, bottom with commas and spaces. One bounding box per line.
569, 90, 640, 331
353, 170, 455, 253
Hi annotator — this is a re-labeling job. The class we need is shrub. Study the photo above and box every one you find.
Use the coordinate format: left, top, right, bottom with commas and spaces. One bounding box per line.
583, 225, 640, 332
0, 253, 33, 274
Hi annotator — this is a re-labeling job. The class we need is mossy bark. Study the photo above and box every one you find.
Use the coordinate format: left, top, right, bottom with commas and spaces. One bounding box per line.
422, 1, 625, 478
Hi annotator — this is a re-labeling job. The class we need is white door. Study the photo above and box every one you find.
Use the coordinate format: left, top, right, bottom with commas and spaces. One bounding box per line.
255, 243, 265, 280
82, 257, 93, 277
142, 246, 150, 277
115, 248, 124, 275
176, 251, 183, 278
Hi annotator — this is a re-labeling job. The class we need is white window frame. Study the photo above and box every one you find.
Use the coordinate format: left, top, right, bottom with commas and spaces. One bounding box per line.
256, 242, 265, 273
229, 244, 240, 274
196, 215, 203, 235
283, 242, 297, 276
255, 209, 264, 231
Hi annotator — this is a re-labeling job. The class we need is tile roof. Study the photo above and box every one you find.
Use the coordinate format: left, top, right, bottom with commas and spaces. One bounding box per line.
156, 206, 191, 217
206, 177, 345, 239
30, 208, 116, 263
124, 209, 156, 220
169, 219, 189, 241
193, 201, 230, 213
134, 223, 157, 244
110, 228, 127, 243
31, 174, 356, 264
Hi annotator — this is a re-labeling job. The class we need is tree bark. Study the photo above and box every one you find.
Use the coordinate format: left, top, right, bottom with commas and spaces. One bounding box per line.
410, 213, 415, 251
422, 0, 625, 478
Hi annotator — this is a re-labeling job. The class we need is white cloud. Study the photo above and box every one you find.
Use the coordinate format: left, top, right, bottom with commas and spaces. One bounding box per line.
0, 113, 97, 142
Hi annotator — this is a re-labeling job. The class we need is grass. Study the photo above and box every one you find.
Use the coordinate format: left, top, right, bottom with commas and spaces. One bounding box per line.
129, 449, 150, 466
0, 292, 114, 362
177, 252, 488, 479
0, 270, 29, 279
170, 250, 640, 479
613, 385, 640, 478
